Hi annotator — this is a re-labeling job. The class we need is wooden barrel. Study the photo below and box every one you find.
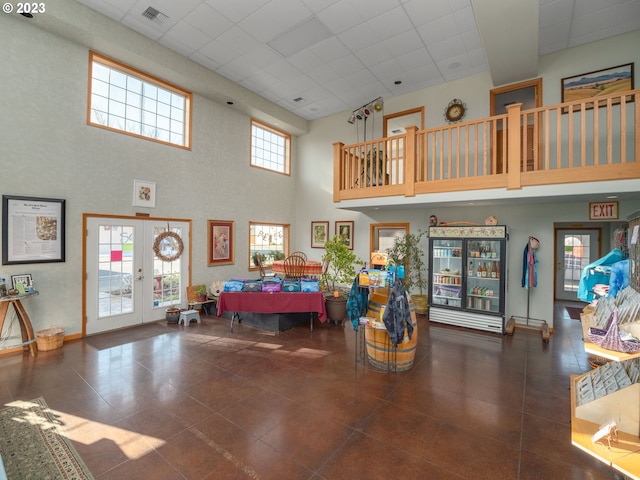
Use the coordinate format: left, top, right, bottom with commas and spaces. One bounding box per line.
365, 290, 418, 371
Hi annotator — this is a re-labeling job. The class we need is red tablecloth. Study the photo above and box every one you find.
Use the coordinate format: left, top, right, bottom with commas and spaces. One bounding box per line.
217, 291, 327, 322
271, 260, 323, 276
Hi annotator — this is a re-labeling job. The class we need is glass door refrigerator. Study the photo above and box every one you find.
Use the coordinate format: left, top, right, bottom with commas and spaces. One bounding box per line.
428, 225, 507, 334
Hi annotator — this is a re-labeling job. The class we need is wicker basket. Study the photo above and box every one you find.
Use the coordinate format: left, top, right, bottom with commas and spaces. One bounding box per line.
36, 327, 65, 351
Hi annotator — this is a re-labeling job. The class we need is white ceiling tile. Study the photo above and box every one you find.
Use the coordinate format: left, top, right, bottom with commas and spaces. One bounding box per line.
237, 46, 284, 71
428, 35, 466, 63
264, 60, 303, 82
76, 0, 127, 21
337, 22, 380, 52
204, 0, 271, 23
183, 4, 233, 36
309, 37, 351, 63
369, 58, 405, 80
215, 26, 262, 56
368, 6, 414, 41
329, 54, 366, 76
571, 8, 621, 38
453, 5, 477, 33
402, 0, 452, 26
198, 39, 240, 65
315, 1, 365, 34
354, 43, 393, 68
417, 14, 460, 46
164, 21, 212, 51
159, 35, 197, 58
301, 0, 340, 14
349, 0, 401, 20
287, 50, 326, 72
121, 14, 165, 40
395, 48, 436, 71
383, 29, 425, 57
308, 64, 342, 84
238, 0, 312, 43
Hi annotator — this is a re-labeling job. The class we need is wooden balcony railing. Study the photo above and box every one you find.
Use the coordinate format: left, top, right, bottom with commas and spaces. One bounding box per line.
333, 90, 640, 203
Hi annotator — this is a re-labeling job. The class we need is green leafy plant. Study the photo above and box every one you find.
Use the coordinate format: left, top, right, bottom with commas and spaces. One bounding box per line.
386, 230, 427, 294
197, 284, 208, 295
322, 235, 364, 295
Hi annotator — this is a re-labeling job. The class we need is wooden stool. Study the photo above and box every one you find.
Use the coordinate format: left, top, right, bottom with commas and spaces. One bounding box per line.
179, 310, 200, 326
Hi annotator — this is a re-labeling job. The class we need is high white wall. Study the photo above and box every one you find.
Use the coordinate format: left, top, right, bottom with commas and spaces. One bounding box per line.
0, 13, 301, 335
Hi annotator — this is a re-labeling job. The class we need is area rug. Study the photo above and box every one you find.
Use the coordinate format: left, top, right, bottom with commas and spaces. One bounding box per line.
565, 306, 584, 320
0, 397, 94, 479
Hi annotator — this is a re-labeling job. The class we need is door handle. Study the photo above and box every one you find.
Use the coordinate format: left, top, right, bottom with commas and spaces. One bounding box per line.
137, 267, 144, 280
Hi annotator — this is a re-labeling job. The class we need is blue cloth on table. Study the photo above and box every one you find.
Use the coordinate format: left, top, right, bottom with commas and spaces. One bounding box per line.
577, 248, 625, 302
608, 259, 629, 298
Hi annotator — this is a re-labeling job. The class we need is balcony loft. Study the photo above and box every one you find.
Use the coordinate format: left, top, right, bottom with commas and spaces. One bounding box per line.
333, 90, 640, 210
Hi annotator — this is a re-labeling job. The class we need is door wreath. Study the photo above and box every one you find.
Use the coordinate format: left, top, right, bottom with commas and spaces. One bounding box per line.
153, 231, 184, 262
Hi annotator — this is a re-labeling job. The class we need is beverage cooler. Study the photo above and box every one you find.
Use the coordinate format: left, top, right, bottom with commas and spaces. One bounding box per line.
428, 225, 507, 334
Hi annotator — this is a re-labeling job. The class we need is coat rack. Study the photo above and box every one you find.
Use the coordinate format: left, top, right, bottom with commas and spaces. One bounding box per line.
506, 236, 550, 343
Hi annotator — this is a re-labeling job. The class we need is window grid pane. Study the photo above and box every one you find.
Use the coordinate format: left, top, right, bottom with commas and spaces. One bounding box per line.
89, 53, 190, 148
251, 121, 290, 174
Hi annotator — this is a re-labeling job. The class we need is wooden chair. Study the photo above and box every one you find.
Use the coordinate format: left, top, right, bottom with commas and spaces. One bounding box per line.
186, 284, 216, 316
253, 254, 276, 280
289, 251, 308, 262
283, 254, 306, 279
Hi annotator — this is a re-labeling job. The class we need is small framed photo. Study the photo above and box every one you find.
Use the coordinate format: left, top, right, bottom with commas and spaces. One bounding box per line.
208, 220, 234, 266
132, 179, 156, 208
335, 221, 354, 250
311, 221, 329, 248
11, 274, 33, 293
2, 195, 66, 265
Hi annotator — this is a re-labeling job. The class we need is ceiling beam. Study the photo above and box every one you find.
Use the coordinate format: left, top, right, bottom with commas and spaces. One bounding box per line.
471, 0, 539, 86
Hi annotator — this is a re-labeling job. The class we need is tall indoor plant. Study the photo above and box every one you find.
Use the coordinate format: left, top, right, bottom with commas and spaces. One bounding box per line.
386, 230, 428, 313
322, 235, 363, 323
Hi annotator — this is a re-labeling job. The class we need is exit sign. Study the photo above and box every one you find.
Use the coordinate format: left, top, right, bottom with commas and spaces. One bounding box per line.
589, 202, 618, 220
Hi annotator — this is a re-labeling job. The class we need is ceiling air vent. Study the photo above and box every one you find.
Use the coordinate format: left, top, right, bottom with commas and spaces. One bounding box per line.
141, 6, 169, 26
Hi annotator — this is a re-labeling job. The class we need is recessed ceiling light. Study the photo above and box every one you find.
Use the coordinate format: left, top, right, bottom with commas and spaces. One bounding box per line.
606, 195, 618, 199
394, 80, 402, 85
226, 101, 234, 105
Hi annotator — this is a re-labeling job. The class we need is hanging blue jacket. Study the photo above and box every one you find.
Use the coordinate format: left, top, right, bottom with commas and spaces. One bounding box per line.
347, 274, 369, 331
577, 248, 625, 302
382, 279, 413, 347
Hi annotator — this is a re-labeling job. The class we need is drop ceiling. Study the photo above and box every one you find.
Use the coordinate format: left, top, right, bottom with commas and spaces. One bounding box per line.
74, 0, 639, 121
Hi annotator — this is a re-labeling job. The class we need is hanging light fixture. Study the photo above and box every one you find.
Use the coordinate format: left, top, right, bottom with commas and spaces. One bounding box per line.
346, 97, 383, 124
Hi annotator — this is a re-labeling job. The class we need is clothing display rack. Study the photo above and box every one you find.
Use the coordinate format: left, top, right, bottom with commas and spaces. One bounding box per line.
507, 236, 550, 343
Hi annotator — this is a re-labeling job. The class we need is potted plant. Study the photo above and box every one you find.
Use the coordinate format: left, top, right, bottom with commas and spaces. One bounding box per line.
197, 284, 208, 302
322, 235, 364, 323
386, 230, 428, 314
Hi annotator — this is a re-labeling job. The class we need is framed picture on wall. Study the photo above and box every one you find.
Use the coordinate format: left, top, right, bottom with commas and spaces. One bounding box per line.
132, 179, 156, 208
208, 220, 234, 265
561, 63, 634, 103
335, 221, 354, 250
2, 195, 66, 265
311, 221, 329, 248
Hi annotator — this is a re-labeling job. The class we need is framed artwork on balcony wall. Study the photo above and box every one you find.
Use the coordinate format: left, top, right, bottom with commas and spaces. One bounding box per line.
311, 221, 329, 248
335, 221, 354, 250
561, 63, 634, 104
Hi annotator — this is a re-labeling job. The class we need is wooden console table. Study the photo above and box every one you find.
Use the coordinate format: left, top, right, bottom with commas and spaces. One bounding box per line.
0, 291, 39, 357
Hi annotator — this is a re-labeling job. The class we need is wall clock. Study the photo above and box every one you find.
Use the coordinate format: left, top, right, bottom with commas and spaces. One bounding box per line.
444, 99, 467, 123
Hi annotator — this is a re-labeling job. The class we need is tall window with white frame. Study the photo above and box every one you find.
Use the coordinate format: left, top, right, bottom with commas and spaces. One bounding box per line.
88, 51, 192, 149
251, 119, 291, 175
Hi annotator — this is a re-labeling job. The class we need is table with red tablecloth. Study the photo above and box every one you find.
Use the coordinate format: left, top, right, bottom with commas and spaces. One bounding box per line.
271, 260, 323, 276
217, 291, 327, 332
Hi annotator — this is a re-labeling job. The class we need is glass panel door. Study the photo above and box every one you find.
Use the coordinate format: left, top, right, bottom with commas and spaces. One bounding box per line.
467, 240, 501, 313
431, 239, 463, 308
555, 229, 600, 301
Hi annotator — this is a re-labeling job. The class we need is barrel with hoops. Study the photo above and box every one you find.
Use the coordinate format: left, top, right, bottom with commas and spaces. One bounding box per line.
365, 289, 418, 371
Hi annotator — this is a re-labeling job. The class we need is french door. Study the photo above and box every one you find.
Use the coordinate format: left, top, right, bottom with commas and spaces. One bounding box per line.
85, 216, 190, 335
555, 229, 600, 301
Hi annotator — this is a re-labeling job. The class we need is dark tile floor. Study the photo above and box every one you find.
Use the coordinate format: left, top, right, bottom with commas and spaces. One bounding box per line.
0, 302, 628, 479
